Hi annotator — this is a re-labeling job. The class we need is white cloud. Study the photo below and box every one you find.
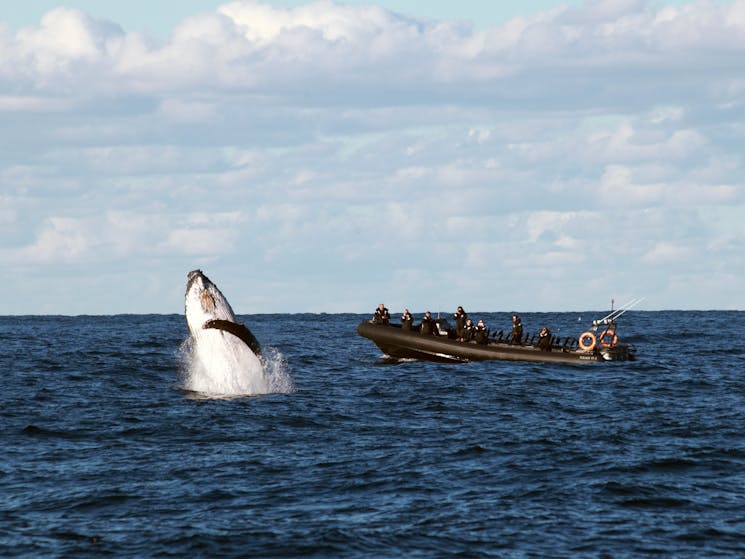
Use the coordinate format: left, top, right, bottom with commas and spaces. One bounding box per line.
0, 195, 18, 225
642, 241, 691, 263
1, 1, 745, 312
601, 122, 706, 162
1, 0, 740, 98
598, 164, 664, 206
219, 0, 394, 44
17, 217, 94, 263
159, 227, 237, 255
0, 209, 248, 267
0, 95, 70, 112
18, 8, 105, 61
158, 98, 217, 123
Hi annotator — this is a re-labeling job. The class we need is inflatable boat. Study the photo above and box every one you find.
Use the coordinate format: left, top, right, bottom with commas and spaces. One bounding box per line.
357, 313, 637, 364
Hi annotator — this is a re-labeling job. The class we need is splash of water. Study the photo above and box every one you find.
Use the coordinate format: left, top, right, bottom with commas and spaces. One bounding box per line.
178, 336, 294, 398
261, 346, 295, 394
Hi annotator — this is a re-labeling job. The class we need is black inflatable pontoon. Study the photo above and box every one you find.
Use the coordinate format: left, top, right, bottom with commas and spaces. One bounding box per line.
357, 316, 636, 364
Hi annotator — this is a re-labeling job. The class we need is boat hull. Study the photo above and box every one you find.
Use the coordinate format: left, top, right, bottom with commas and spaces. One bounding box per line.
357, 321, 634, 364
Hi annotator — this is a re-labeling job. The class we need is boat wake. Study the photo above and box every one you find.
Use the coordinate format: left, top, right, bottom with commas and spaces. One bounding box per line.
376, 355, 419, 365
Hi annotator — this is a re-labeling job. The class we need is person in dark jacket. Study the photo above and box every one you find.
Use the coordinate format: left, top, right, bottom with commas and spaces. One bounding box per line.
453, 306, 468, 340
474, 319, 490, 344
536, 326, 552, 351
420, 311, 435, 335
401, 308, 413, 331
460, 318, 475, 342
510, 314, 523, 344
373, 303, 390, 325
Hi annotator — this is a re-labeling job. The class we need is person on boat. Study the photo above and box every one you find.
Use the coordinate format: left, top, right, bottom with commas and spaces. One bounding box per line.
401, 309, 413, 331
459, 318, 476, 342
373, 303, 390, 325
453, 306, 468, 340
474, 319, 490, 344
510, 314, 523, 344
419, 310, 435, 335
536, 326, 552, 351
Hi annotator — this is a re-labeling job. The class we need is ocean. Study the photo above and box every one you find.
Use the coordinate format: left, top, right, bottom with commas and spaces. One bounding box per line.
3, 310, 745, 557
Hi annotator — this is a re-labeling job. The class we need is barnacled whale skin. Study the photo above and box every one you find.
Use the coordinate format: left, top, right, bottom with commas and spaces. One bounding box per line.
184, 269, 261, 356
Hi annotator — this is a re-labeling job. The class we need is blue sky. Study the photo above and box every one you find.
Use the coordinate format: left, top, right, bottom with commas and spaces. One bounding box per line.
1, 0, 744, 314
11, 1, 588, 36
10, 1, 699, 37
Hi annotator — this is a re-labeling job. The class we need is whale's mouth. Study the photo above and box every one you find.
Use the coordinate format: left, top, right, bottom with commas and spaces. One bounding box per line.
186, 269, 209, 294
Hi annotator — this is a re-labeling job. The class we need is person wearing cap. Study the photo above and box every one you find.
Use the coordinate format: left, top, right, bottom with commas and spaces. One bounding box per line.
536, 326, 552, 351
453, 306, 468, 340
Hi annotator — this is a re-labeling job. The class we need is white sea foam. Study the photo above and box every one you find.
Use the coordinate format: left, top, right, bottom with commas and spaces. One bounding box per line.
178, 335, 293, 398
261, 346, 295, 394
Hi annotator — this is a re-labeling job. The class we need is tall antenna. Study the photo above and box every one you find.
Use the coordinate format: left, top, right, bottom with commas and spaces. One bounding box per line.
594, 297, 645, 325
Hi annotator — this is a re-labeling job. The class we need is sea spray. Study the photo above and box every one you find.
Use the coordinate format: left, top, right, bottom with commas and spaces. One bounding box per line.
178, 337, 294, 398
261, 346, 295, 394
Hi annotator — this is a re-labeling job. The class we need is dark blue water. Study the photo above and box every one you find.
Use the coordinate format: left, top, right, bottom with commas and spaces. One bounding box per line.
3, 311, 745, 557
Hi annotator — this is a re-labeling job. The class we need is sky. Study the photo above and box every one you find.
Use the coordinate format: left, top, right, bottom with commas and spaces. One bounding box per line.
1, 0, 744, 315
5, 1, 597, 37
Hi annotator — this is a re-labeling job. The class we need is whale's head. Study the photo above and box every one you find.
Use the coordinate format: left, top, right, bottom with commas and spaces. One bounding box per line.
185, 269, 237, 335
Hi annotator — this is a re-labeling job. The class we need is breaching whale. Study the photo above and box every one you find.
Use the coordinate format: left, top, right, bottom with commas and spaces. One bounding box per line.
183, 269, 268, 395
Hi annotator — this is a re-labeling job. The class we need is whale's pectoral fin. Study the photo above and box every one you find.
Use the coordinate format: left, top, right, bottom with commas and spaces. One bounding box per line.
203, 319, 262, 356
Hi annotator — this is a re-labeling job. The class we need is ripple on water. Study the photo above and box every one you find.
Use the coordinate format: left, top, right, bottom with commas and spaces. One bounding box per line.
2, 312, 745, 557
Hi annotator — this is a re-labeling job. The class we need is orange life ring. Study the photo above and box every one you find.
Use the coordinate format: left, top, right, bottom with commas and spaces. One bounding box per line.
579, 331, 596, 351
598, 329, 618, 348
